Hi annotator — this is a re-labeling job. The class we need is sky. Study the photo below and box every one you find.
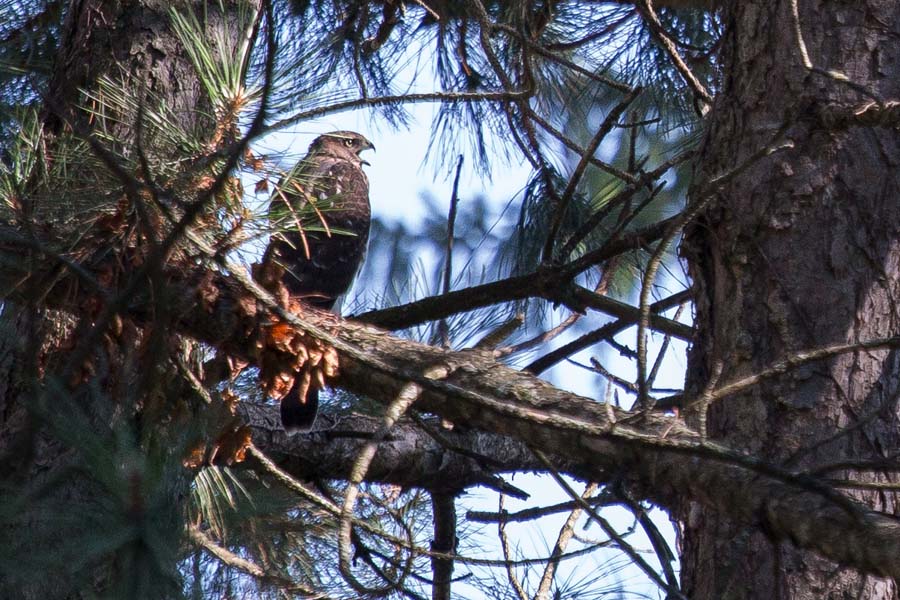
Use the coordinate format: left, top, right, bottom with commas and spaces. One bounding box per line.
258, 104, 533, 226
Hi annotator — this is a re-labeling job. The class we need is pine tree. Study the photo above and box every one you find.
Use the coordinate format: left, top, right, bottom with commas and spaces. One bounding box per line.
0, 1, 898, 598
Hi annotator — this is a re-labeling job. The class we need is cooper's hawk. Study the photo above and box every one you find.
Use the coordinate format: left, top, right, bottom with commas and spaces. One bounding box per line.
264, 130, 374, 432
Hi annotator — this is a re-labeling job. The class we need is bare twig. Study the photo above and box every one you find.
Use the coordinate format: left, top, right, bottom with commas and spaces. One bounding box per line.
189, 525, 323, 596
495, 311, 581, 358
497, 263, 620, 358
618, 491, 679, 593
789, 0, 883, 103
532, 449, 686, 599
695, 359, 722, 439
557, 184, 644, 262
498, 494, 530, 600
338, 365, 450, 596
636, 0, 713, 107
527, 110, 638, 184
474, 313, 526, 351
635, 237, 672, 408
360, 263, 692, 341
647, 303, 687, 388
589, 357, 640, 394
467, 491, 618, 523
701, 337, 900, 407
526, 289, 691, 374
439, 155, 464, 348
467, 0, 547, 170
266, 90, 531, 134
533, 482, 598, 600
632, 127, 795, 407
491, 22, 633, 93
818, 100, 900, 130
542, 88, 641, 262
251, 443, 580, 569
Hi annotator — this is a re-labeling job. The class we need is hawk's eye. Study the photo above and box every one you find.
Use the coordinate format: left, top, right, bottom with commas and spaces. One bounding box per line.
343, 138, 356, 148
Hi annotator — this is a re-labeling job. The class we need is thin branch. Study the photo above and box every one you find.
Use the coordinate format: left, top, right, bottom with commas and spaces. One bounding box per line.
355, 144, 693, 333
618, 491, 679, 593
636, 0, 713, 107
491, 22, 633, 93
589, 357, 640, 394
533, 482, 598, 600
339, 365, 450, 596
498, 494, 530, 600
635, 236, 671, 408
632, 127, 795, 406
822, 479, 900, 492
253, 439, 520, 568
818, 100, 900, 130
527, 110, 638, 184
557, 182, 657, 262
188, 525, 323, 596
266, 90, 531, 134
469, 0, 552, 175
542, 88, 641, 262
546, 9, 635, 52
439, 155, 464, 348
526, 289, 691, 374
809, 457, 900, 477
532, 449, 686, 599
357, 262, 692, 340
647, 302, 686, 388
473, 313, 526, 351
467, 492, 618, 523
701, 337, 900, 406
497, 263, 620, 358
495, 311, 581, 358
789, 0, 883, 103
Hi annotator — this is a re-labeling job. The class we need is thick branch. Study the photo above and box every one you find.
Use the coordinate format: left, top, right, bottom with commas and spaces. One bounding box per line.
2, 228, 900, 579
356, 215, 690, 339
238, 404, 541, 494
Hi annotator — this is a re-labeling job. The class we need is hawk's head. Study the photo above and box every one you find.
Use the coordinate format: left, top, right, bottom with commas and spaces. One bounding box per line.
309, 131, 375, 166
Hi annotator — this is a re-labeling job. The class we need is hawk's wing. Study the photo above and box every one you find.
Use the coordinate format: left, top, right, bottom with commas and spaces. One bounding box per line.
266, 154, 371, 309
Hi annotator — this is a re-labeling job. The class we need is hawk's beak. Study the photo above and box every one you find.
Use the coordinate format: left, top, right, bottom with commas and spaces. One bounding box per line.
360, 142, 375, 166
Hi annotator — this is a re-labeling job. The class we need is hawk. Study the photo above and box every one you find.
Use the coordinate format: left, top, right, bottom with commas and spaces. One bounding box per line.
264, 131, 374, 432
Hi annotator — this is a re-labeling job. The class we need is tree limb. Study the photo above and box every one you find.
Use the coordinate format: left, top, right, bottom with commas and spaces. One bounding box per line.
2, 226, 900, 580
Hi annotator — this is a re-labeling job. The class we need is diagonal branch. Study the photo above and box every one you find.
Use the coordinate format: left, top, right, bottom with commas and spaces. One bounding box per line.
542, 88, 642, 262
636, 0, 713, 107
533, 481, 598, 600
4, 222, 900, 579
355, 218, 693, 338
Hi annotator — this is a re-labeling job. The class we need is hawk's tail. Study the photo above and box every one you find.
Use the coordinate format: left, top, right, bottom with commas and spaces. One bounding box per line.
280, 383, 319, 434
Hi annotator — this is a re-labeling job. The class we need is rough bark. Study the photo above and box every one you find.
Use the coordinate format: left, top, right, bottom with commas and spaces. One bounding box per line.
44, 0, 212, 137
240, 404, 543, 493
0, 1, 240, 598
680, 1, 900, 598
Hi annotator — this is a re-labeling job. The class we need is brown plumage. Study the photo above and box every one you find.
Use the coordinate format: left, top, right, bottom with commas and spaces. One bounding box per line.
264, 131, 374, 432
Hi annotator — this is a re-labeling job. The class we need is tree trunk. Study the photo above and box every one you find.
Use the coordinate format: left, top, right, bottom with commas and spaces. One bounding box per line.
0, 1, 235, 597
680, 1, 900, 598
44, 0, 213, 137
